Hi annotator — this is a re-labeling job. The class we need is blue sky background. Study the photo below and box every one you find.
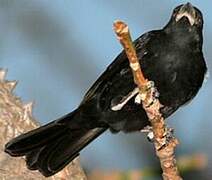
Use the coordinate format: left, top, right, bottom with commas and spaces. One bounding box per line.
0, 0, 211, 179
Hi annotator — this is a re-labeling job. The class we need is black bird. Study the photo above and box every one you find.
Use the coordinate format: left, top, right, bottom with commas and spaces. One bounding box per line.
5, 3, 207, 177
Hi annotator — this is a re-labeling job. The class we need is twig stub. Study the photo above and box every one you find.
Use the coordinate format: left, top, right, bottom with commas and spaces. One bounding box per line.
113, 20, 147, 89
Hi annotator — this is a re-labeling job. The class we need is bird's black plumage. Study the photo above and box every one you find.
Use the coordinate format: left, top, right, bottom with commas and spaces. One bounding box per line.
5, 3, 207, 177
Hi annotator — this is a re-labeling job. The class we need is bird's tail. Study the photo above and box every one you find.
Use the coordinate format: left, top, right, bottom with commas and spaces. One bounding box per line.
4, 109, 107, 177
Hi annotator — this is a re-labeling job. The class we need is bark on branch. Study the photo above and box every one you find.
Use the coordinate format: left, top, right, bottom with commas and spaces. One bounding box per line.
113, 20, 182, 180
0, 69, 87, 180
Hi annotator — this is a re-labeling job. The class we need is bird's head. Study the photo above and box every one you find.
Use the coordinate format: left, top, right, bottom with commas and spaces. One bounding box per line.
174, 3, 203, 27
164, 3, 203, 48
165, 3, 203, 32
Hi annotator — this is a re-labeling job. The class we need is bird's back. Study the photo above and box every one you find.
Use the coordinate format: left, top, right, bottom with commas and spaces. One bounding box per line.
79, 29, 207, 132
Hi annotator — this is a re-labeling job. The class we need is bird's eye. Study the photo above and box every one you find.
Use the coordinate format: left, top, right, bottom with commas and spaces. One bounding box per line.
172, 7, 180, 17
173, 8, 178, 14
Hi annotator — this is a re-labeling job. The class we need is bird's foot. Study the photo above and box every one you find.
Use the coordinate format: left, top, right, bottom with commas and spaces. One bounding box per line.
141, 126, 154, 142
165, 126, 175, 142
156, 127, 175, 150
145, 81, 160, 107
141, 126, 175, 149
135, 81, 160, 107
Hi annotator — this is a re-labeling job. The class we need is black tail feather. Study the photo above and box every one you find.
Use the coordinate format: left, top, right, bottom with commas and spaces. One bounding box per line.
48, 128, 106, 172
5, 123, 65, 156
4, 109, 107, 177
25, 148, 42, 170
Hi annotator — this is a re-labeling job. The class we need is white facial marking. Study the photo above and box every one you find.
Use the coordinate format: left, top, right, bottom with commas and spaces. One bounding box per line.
176, 12, 195, 26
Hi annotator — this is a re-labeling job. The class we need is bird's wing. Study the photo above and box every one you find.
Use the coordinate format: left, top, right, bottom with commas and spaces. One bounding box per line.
81, 30, 159, 105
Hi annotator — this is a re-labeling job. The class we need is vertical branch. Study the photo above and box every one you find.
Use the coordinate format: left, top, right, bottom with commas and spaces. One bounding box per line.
113, 20, 182, 180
